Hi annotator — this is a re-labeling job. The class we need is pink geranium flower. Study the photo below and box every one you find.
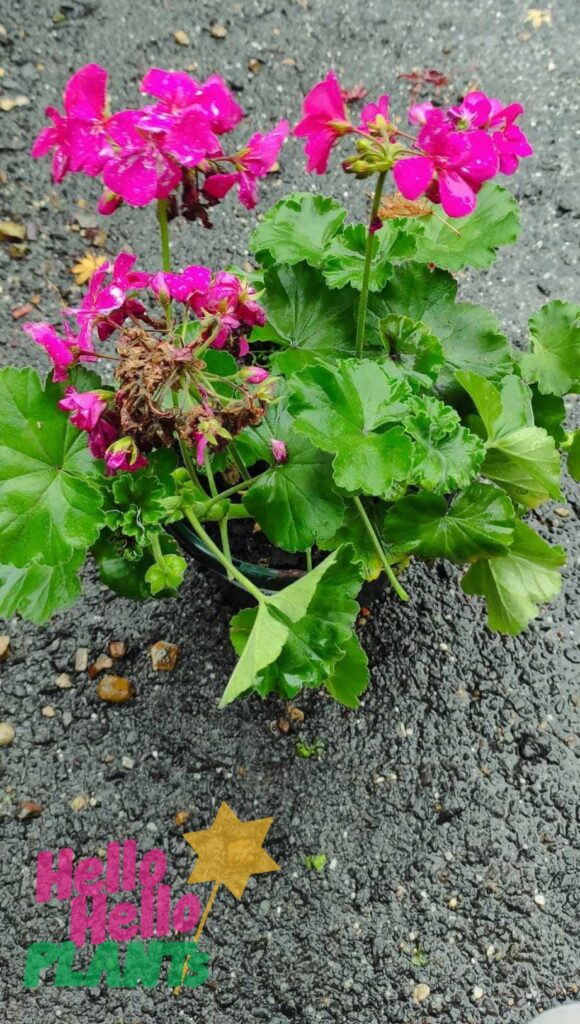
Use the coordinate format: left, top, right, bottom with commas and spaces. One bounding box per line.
151, 265, 212, 304
58, 388, 107, 431
31, 64, 110, 181
22, 322, 91, 381
270, 439, 288, 464
141, 68, 244, 134
204, 120, 289, 209
393, 114, 499, 217
104, 438, 148, 474
294, 70, 353, 174
359, 94, 390, 130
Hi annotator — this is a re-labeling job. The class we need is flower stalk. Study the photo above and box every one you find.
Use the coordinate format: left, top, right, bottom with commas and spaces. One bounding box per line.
355, 171, 386, 359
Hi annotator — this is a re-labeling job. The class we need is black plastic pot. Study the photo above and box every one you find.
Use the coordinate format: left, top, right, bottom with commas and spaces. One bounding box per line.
168, 519, 387, 610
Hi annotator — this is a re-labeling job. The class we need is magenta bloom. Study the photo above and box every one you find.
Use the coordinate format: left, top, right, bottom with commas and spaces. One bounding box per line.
294, 70, 353, 174
104, 440, 148, 474
88, 417, 118, 460
22, 322, 89, 382
394, 114, 499, 217
492, 124, 533, 174
58, 388, 107, 431
151, 264, 212, 304
204, 120, 289, 209
101, 110, 181, 207
192, 272, 266, 350
31, 64, 109, 181
141, 68, 244, 134
270, 439, 288, 464
359, 94, 390, 130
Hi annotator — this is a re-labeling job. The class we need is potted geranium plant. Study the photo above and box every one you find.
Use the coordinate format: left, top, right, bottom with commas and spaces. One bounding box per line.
1, 65, 578, 708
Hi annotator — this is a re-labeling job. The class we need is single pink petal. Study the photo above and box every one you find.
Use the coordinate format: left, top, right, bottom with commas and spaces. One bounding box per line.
460, 131, 498, 183
63, 64, 107, 120
392, 156, 435, 199
199, 74, 244, 133
237, 172, 260, 209
164, 109, 219, 166
140, 68, 201, 107
438, 170, 476, 218
103, 151, 170, 206
203, 172, 239, 200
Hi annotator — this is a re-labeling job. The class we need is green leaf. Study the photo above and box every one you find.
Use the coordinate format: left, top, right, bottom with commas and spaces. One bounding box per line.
105, 464, 173, 545
566, 431, 580, 481
404, 395, 485, 493
92, 530, 179, 600
380, 263, 514, 386
379, 314, 444, 380
530, 387, 566, 445
457, 371, 562, 507
250, 193, 347, 269
252, 264, 356, 373
384, 484, 515, 562
288, 359, 414, 498
242, 402, 345, 552
520, 300, 580, 396
145, 553, 187, 596
410, 183, 521, 271
0, 551, 84, 624
324, 634, 369, 708
321, 221, 415, 292
461, 521, 565, 634
0, 367, 104, 568
220, 547, 364, 706
317, 500, 384, 580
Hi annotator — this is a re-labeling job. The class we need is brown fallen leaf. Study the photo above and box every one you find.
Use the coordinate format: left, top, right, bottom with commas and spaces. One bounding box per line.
248, 58, 264, 75
525, 8, 552, 28
109, 640, 127, 659
174, 810, 190, 826
87, 653, 114, 678
0, 635, 10, 660
71, 251, 108, 285
0, 219, 26, 242
17, 800, 42, 820
97, 675, 135, 703
0, 95, 29, 112
174, 29, 190, 45
379, 194, 433, 220
12, 303, 33, 320
150, 641, 180, 671
210, 22, 227, 38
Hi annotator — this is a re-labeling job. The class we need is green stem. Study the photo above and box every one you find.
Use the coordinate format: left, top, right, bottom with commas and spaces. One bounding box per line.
203, 474, 258, 509
306, 548, 313, 573
355, 171, 387, 359
205, 456, 233, 578
184, 507, 266, 605
177, 437, 207, 494
353, 496, 409, 602
231, 445, 250, 482
150, 533, 165, 569
157, 198, 171, 272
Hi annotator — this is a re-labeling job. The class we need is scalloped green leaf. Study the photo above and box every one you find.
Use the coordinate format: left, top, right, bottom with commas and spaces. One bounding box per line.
457, 371, 562, 507
321, 221, 416, 292
0, 367, 104, 568
242, 403, 345, 553
461, 521, 565, 634
252, 263, 356, 373
567, 431, 580, 481
380, 263, 514, 385
288, 359, 414, 498
379, 314, 444, 380
0, 550, 85, 624
221, 546, 364, 706
384, 484, 515, 562
531, 387, 566, 445
520, 300, 580, 396
324, 634, 369, 708
250, 193, 347, 269
404, 395, 485, 493
410, 183, 521, 270
92, 530, 179, 600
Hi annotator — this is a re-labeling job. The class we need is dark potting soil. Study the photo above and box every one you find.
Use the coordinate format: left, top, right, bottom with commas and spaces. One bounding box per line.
0, 2, 579, 1023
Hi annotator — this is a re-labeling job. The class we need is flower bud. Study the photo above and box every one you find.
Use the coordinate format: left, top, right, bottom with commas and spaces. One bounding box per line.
270, 439, 288, 464
241, 365, 269, 384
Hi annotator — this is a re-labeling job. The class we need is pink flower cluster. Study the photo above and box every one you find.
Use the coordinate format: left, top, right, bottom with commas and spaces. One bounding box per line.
32, 64, 289, 212
393, 94, 533, 216
293, 71, 532, 217
24, 254, 267, 473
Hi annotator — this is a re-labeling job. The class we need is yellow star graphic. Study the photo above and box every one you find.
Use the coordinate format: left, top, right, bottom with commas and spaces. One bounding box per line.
184, 801, 279, 901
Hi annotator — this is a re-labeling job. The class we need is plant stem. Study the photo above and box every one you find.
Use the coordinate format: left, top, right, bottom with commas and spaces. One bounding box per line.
306, 548, 313, 573
177, 436, 206, 494
184, 507, 266, 605
231, 445, 250, 481
203, 474, 257, 508
205, 456, 233, 578
150, 532, 165, 568
157, 198, 171, 272
353, 496, 409, 602
355, 170, 387, 359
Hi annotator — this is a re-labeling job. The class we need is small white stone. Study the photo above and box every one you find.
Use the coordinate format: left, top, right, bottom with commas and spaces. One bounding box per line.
0, 721, 15, 746
534, 893, 546, 907
472, 986, 484, 1002
413, 983, 430, 1004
